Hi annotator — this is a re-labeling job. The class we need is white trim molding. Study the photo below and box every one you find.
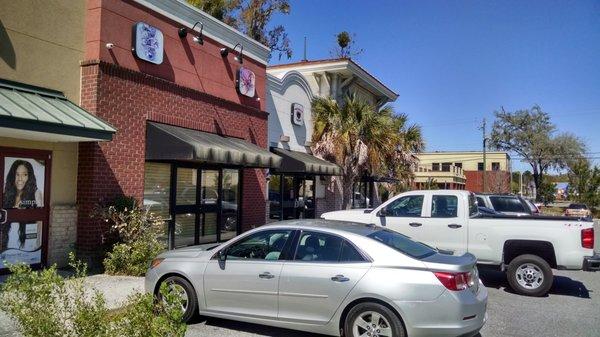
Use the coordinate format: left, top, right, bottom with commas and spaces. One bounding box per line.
133, 0, 271, 65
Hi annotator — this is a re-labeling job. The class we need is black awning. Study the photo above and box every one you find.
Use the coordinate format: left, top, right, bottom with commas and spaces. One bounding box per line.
145, 122, 282, 168
271, 148, 342, 176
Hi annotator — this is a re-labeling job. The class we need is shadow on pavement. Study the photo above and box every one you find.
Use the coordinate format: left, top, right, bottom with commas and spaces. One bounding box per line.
192, 317, 327, 337
479, 269, 591, 298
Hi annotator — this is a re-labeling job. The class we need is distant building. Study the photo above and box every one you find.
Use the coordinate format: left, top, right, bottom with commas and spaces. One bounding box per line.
414, 151, 511, 193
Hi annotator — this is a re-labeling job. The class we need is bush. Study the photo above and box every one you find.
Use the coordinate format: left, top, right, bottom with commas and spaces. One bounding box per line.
0, 255, 186, 337
94, 196, 167, 276
104, 236, 164, 276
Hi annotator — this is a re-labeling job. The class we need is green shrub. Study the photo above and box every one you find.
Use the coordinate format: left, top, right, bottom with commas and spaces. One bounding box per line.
94, 196, 167, 276
0, 255, 186, 337
103, 235, 164, 276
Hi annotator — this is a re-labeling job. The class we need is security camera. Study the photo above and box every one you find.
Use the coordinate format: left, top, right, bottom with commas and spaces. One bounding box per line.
105, 43, 115, 49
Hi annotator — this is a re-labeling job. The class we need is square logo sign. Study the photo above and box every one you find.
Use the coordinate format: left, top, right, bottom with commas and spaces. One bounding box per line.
237, 67, 256, 98
132, 22, 164, 65
291, 103, 304, 125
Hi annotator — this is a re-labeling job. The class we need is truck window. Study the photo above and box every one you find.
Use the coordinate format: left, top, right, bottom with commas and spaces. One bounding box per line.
469, 194, 479, 216
431, 195, 458, 218
384, 195, 424, 217
476, 196, 485, 207
489, 196, 527, 213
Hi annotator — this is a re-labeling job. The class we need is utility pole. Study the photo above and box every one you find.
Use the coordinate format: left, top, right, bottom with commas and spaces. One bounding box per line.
480, 118, 487, 193
302, 36, 308, 61
519, 171, 523, 195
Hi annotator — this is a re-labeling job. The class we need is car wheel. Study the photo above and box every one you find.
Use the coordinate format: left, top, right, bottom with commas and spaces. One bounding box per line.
507, 254, 554, 296
160, 276, 198, 323
344, 302, 405, 337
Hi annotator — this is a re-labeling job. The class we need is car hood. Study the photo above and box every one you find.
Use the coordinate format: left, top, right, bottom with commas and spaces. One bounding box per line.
320, 209, 373, 223
421, 252, 477, 273
158, 243, 220, 259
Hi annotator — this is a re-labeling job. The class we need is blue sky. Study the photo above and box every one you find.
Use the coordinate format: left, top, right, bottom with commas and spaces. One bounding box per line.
269, 0, 600, 172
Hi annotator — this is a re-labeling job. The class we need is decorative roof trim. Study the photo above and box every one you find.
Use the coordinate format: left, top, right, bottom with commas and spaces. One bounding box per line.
267, 71, 314, 102
132, 0, 270, 65
269, 58, 398, 102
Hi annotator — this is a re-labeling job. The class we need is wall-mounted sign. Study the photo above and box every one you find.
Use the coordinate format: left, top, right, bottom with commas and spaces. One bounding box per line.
131, 22, 164, 65
291, 103, 304, 126
237, 67, 256, 98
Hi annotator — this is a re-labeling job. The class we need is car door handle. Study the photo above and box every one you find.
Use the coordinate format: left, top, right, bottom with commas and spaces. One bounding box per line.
258, 272, 275, 279
448, 224, 462, 229
409, 222, 422, 227
331, 275, 350, 282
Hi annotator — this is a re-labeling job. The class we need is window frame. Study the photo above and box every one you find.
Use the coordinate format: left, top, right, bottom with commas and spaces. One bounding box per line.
289, 230, 371, 264
214, 228, 295, 262
430, 194, 459, 218
383, 194, 425, 218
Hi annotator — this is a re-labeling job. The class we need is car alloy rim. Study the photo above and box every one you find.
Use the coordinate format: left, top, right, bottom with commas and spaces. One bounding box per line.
352, 311, 393, 337
166, 282, 189, 312
515, 263, 544, 290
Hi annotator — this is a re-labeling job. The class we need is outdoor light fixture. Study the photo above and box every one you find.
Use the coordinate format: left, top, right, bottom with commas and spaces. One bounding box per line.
233, 43, 243, 63
220, 43, 244, 63
178, 22, 204, 45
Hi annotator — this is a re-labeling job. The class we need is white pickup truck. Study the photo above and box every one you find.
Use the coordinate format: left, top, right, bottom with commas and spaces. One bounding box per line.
322, 190, 599, 296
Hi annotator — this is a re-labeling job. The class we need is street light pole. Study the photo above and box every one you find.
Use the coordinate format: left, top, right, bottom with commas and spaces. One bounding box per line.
481, 118, 487, 193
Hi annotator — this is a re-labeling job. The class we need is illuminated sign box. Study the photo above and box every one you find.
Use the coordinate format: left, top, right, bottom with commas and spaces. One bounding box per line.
131, 22, 164, 65
237, 67, 256, 98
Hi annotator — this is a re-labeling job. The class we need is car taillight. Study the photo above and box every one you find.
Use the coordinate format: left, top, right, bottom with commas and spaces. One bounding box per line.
582, 228, 594, 249
434, 271, 472, 291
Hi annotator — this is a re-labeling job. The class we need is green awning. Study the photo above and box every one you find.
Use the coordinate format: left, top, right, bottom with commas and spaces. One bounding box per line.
271, 148, 342, 176
146, 122, 282, 168
0, 79, 116, 141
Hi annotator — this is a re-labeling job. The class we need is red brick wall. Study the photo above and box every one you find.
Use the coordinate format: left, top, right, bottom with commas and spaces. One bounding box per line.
465, 170, 511, 193
85, 0, 266, 110
77, 61, 268, 254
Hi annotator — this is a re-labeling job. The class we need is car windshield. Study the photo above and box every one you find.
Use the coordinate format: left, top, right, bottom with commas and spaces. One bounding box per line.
568, 204, 587, 209
367, 229, 436, 259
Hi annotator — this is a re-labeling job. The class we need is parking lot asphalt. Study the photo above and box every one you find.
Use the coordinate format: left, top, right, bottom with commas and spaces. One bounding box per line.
184, 269, 600, 337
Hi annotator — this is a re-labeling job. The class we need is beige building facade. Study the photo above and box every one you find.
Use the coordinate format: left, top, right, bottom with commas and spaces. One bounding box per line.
415, 151, 511, 193
0, 0, 114, 268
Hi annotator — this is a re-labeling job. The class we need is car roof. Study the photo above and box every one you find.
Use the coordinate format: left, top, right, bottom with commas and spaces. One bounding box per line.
262, 219, 381, 237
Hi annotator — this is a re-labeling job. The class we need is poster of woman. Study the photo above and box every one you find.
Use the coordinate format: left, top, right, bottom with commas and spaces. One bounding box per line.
3, 157, 44, 209
0, 221, 42, 269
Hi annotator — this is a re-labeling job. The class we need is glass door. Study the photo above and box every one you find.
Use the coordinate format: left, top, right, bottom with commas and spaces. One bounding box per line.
170, 166, 240, 249
0, 147, 51, 270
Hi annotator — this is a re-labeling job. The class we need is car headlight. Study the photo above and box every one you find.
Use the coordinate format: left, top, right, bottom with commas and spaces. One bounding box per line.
150, 258, 164, 269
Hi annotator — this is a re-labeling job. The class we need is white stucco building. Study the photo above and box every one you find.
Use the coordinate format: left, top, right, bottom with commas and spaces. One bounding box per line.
266, 58, 398, 219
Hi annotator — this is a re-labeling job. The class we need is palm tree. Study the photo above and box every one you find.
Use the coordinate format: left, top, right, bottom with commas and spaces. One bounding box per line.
312, 94, 424, 209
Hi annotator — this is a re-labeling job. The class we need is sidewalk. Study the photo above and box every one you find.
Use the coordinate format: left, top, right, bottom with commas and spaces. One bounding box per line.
0, 274, 144, 336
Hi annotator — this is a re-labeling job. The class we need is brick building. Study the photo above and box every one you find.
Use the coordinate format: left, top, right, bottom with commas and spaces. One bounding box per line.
0, 0, 280, 269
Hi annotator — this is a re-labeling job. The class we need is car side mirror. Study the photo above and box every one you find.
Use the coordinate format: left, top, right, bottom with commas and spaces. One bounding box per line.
218, 249, 228, 263
377, 208, 387, 217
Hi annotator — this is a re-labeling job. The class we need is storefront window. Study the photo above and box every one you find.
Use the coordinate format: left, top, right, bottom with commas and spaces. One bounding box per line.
221, 169, 239, 241
176, 168, 197, 205
268, 175, 282, 222
175, 213, 195, 248
143, 163, 170, 220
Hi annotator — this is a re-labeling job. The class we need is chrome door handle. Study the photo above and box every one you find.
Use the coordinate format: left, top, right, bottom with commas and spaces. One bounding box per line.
259, 272, 275, 279
331, 275, 350, 282
0, 209, 6, 225
409, 222, 422, 227
448, 224, 462, 229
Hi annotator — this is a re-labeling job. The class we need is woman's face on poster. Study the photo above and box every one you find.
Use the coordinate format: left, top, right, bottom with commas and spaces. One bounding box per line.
15, 164, 29, 191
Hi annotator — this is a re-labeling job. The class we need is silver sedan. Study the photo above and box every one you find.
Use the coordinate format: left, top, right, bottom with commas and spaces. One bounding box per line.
145, 220, 487, 337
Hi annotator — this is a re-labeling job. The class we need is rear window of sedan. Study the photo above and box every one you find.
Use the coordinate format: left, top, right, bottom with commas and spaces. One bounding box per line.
568, 204, 587, 209
367, 229, 436, 259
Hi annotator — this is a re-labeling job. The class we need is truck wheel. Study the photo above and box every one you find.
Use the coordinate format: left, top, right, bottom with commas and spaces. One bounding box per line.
507, 254, 553, 296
